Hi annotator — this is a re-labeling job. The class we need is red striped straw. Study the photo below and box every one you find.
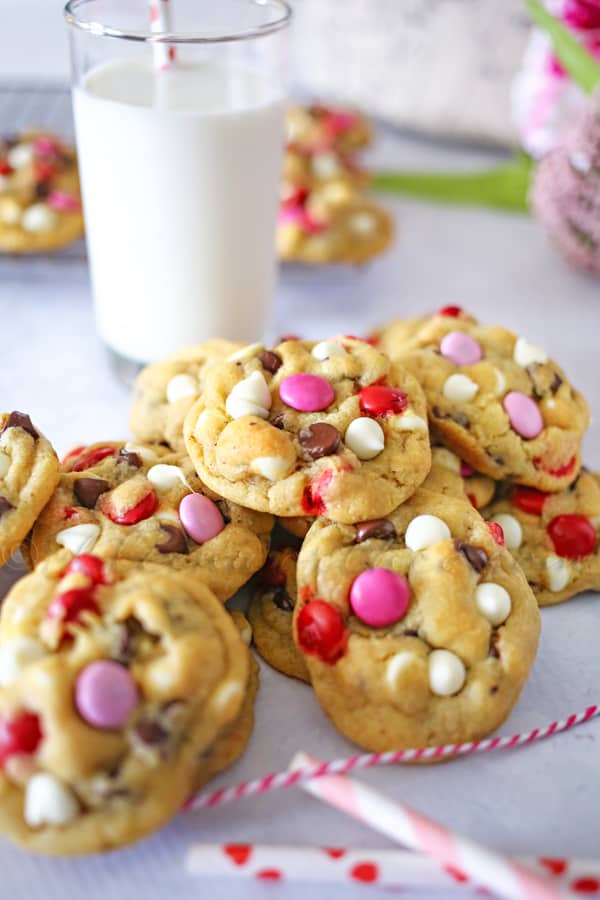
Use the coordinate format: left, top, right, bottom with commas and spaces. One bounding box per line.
148, 0, 175, 71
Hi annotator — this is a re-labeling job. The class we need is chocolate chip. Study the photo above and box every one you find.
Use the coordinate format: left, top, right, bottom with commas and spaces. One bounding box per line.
118, 617, 144, 660
270, 586, 294, 612
157, 524, 188, 555
550, 372, 563, 394
118, 448, 141, 468
355, 518, 397, 543
73, 477, 109, 508
134, 720, 168, 745
0, 497, 14, 518
403, 628, 419, 638
1, 411, 38, 440
454, 540, 488, 573
259, 350, 282, 374
34, 181, 51, 199
298, 422, 340, 459
489, 685, 499, 695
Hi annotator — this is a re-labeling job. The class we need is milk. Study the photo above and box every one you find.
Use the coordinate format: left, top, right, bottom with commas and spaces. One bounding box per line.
73, 59, 285, 363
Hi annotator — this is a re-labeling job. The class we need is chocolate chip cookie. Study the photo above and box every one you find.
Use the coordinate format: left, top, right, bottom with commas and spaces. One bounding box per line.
184, 338, 431, 524
377, 308, 589, 491
294, 490, 540, 752
0, 551, 250, 854
29, 441, 272, 601
0, 411, 60, 566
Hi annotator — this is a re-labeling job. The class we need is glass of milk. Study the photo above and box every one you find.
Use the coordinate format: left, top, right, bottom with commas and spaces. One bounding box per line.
64, 0, 291, 378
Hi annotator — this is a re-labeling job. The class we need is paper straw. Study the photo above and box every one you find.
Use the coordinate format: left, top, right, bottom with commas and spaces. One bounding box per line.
149, 0, 175, 71
290, 752, 564, 900
185, 843, 600, 894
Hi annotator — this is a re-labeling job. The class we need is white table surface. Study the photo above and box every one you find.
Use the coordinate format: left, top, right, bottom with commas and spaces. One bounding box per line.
1, 127, 600, 900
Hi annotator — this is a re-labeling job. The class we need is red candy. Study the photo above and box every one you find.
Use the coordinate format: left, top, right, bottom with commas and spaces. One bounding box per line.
260, 557, 286, 587
358, 385, 408, 418
65, 554, 108, 585
301, 469, 333, 516
0, 161, 13, 177
486, 521, 505, 546
547, 515, 596, 560
0, 712, 43, 765
47, 587, 100, 626
296, 600, 348, 664
106, 491, 157, 525
512, 487, 548, 516
61, 444, 86, 466
66, 445, 115, 472
63, 506, 78, 520
437, 305, 464, 317
34, 160, 56, 183
533, 455, 577, 478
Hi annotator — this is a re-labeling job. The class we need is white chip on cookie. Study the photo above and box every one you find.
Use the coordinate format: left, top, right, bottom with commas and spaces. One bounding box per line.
24, 773, 79, 828
55, 523, 100, 555
428, 649, 466, 696
344, 418, 385, 460
405, 514, 451, 552
166, 373, 198, 404
443, 374, 479, 403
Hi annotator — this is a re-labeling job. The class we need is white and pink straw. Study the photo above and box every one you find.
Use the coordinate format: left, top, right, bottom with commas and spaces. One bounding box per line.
148, 0, 175, 70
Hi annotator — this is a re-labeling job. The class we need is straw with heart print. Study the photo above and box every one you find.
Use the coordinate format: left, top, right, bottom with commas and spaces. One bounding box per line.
148, 0, 175, 71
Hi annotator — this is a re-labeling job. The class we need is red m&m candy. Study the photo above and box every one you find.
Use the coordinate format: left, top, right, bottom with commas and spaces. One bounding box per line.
512, 487, 548, 516
486, 521, 505, 546
0, 712, 43, 765
64, 554, 108, 585
67, 445, 115, 472
437, 305, 464, 317
547, 515, 596, 560
358, 385, 408, 418
47, 587, 100, 626
296, 600, 348, 664
106, 490, 157, 525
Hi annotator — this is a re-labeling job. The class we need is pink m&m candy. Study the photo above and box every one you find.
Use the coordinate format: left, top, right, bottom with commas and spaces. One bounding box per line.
349, 567, 410, 628
440, 331, 482, 366
47, 190, 81, 213
279, 373, 335, 412
503, 392, 543, 439
75, 660, 139, 729
179, 493, 225, 544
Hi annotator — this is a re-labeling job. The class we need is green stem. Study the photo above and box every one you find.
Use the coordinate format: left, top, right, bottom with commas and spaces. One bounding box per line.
526, 0, 600, 94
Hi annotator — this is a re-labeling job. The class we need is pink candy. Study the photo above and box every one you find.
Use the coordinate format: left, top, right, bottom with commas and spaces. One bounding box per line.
75, 660, 139, 729
278, 204, 324, 234
279, 373, 335, 412
460, 461, 475, 477
47, 190, 81, 212
440, 331, 483, 366
349, 567, 410, 628
503, 391, 544, 439
32, 136, 58, 157
179, 493, 225, 544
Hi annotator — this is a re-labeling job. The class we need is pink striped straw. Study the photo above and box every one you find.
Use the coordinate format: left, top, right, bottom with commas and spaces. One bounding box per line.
148, 0, 175, 71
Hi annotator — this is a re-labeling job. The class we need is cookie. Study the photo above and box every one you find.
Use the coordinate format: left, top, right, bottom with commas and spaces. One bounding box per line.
0, 132, 84, 253
29, 441, 272, 602
184, 337, 431, 523
0, 411, 61, 566
285, 104, 371, 153
130, 339, 242, 450
282, 145, 368, 201
277, 516, 313, 540
482, 470, 600, 606
293, 490, 540, 752
423, 445, 495, 510
377, 307, 589, 491
0, 551, 249, 854
247, 548, 310, 683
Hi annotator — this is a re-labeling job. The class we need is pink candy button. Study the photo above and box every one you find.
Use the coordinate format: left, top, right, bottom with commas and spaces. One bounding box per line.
503, 391, 543, 439
75, 660, 139, 729
279, 373, 335, 412
47, 190, 81, 212
179, 493, 225, 544
349, 567, 410, 628
440, 331, 483, 366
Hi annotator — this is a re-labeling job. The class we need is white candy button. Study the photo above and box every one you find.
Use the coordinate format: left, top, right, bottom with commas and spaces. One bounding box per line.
0, 638, 45, 686
311, 152, 341, 179
250, 456, 294, 481
393, 413, 428, 432
428, 649, 466, 696
227, 342, 264, 362
21, 203, 57, 233
545, 555, 570, 592
147, 464, 190, 492
0, 449, 9, 478
351, 212, 377, 235
431, 447, 461, 473
25, 773, 79, 828
513, 337, 548, 368
166, 373, 197, 404
405, 515, 451, 551
344, 418, 385, 460
123, 442, 158, 464
311, 340, 346, 361
443, 374, 479, 403
7, 143, 34, 169
55, 523, 100, 555
226, 371, 272, 420
490, 514, 522, 550
475, 583, 512, 626
385, 651, 416, 692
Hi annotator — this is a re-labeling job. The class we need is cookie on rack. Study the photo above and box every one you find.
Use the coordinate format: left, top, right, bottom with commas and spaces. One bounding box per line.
0, 132, 84, 253
377, 307, 589, 491
285, 104, 371, 153
29, 441, 272, 602
184, 337, 431, 523
130, 339, 242, 450
294, 490, 540, 752
0, 411, 60, 566
482, 471, 600, 607
247, 547, 310, 683
0, 551, 250, 854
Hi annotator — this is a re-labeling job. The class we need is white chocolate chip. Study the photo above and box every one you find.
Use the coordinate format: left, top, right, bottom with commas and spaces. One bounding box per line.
147, 464, 190, 492
210, 680, 243, 713
0, 449, 9, 478
475, 583, 512, 626
443, 374, 479, 403
311, 340, 347, 361
0, 638, 45, 686
405, 514, 451, 552
344, 417, 385, 460
493, 368, 506, 396
156, 510, 180, 526
21, 203, 57, 233
431, 447, 461, 473
238, 621, 252, 646
350, 211, 376, 235
393, 413, 428, 432
24, 773, 79, 828
55, 523, 100, 555
250, 456, 294, 481
311, 152, 341, 179
227, 342, 264, 362
428, 649, 466, 696
7, 143, 34, 169
385, 651, 417, 692
545, 555, 570, 592
490, 514, 522, 550
166, 373, 197, 404
0, 197, 21, 225
226, 371, 271, 420
513, 337, 548, 368
123, 442, 158, 464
